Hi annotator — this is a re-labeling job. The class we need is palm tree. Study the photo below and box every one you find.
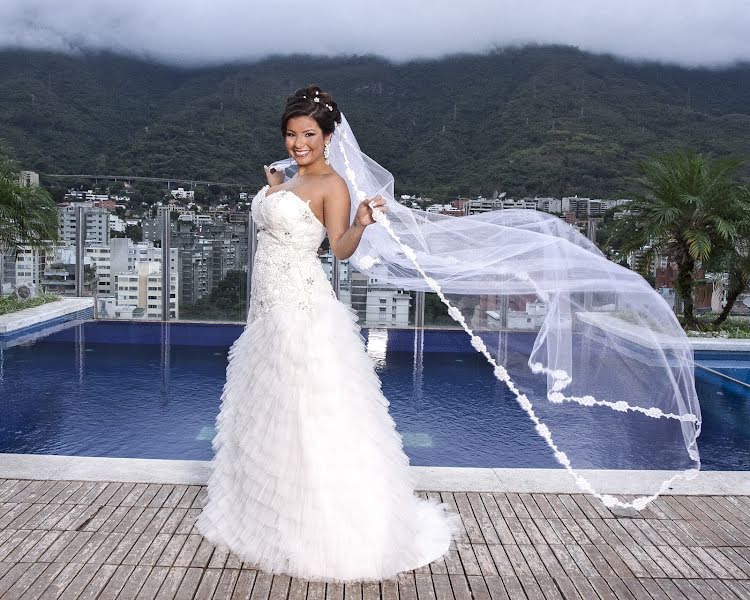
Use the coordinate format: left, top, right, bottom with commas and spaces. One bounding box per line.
708, 185, 750, 325
0, 145, 58, 294
608, 151, 748, 328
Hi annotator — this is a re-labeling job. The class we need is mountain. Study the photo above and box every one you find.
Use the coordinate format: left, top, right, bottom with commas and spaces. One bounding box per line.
1, 46, 749, 200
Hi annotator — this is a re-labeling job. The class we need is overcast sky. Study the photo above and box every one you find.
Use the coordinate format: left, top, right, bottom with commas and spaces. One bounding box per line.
1, 0, 749, 68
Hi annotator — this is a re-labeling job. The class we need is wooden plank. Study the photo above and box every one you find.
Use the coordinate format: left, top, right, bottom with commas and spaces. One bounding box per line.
481, 575, 509, 600
487, 544, 516, 577
639, 578, 679, 600
517, 495, 544, 520
500, 576, 528, 600
35, 562, 86, 599
532, 544, 567, 580
431, 574, 455, 600
155, 534, 189, 568
467, 493, 501, 544
531, 519, 563, 546
454, 493, 485, 544
478, 494, 515, 545
466, 575, 492, 600
591, 577, 633, 600
718, 547, 750, 578
517, 545, 550, 578
548, 545, 583, 577
104, 531, 142, 566
502, 544, 533, 577
1, 562, 49, 599
162, 485, 189, 509
656, 545, 700, 578
490, 495, 515, 519
16, 562, 68, 600
543, 496, 572, 520
517, 575, 546, 600
440, 493, 469, 543
547, 520, 577, 545
397, 571, 418, 600
529, 495, 558, 520
63, 482, 101, 506
3, 529, 46, 562
231, 570, 259, 600
671, 580, 708, 600
448, 574, 473, 600
172, 566, 204, 600
705, 579, 749, 600
176, 486, 201, 510
361, 581, 378, 600
381, 577, 398, 600
571, 519, 606, 546
73, 564, 119, 600
517, 519, 546, 546
472, 544, 499, 576
36, 530, 78, 562
88, 531, 126, 564
122, 532, 159, 565
173, 533, 203, 568
415, 573, 436, 600
19, 530, 64, 564
151, 566, 187, 599
456, 542, 482, 576
176, 508, 201, 535
565, 546, 600, 578
213, 569, 242, 600
51, 531, 95, 564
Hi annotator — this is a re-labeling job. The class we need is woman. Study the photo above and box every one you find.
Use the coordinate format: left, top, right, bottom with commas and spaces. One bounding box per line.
196, 86, 461, 583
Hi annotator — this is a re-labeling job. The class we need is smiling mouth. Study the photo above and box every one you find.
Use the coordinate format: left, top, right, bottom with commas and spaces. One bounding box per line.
294, 150, 310, 157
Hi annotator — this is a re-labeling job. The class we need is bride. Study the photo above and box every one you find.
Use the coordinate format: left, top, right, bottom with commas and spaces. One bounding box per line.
198, 82, 702, 580
196, 86, 461, 582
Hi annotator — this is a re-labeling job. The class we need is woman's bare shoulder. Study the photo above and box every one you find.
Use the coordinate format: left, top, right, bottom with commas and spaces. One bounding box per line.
321, 171, 350, 198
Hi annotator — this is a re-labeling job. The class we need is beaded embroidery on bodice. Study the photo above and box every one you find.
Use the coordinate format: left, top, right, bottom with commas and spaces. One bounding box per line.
249, 185, 335, 321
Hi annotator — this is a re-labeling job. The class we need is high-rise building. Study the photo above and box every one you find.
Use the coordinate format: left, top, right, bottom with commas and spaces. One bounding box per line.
58, 203, 111, 245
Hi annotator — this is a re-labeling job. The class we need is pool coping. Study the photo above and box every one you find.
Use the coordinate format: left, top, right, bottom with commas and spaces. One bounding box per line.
0, 454, 747, 495
0, 297, 94, 336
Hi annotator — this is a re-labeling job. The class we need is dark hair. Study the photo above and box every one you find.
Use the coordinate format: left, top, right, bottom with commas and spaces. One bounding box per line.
280, 85, 342, 136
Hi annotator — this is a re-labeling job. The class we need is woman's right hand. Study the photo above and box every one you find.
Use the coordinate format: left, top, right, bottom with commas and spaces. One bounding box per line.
264, 165, 285, 187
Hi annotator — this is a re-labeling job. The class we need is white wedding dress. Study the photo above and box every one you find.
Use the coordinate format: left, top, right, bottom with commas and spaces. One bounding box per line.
196, 185, 460, 583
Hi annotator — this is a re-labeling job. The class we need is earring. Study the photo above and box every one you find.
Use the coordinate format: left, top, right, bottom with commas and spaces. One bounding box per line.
324, 141, 330, 165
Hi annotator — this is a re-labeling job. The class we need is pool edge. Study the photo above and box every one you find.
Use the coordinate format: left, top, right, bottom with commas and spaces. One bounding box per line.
0, 454, 747, 495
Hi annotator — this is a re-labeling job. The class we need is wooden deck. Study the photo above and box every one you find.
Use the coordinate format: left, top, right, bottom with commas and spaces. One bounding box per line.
0, 479, 748, 600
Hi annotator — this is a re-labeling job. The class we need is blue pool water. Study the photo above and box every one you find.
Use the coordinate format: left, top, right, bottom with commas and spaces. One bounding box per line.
0, 321, 748, 470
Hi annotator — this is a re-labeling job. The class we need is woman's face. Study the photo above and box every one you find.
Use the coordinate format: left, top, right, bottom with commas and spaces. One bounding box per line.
284, 116, 331, 167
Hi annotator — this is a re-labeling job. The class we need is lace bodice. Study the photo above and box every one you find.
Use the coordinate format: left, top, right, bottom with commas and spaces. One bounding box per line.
248, 185, 335, 321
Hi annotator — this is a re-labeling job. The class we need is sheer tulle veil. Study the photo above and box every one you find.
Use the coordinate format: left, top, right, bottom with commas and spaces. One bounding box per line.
275, 113, 701, 510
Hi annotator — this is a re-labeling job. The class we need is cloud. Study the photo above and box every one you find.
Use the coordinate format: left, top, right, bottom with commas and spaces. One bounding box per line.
1, 0, 749, 68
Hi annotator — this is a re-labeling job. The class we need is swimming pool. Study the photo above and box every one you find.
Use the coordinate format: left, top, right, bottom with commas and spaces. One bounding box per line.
0, 320, 747, 470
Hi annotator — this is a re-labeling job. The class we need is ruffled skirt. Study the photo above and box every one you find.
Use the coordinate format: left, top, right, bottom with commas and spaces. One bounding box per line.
196, 296, 460, 582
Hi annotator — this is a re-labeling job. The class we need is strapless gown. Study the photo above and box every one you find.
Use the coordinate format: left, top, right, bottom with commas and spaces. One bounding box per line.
196, 185, 460, 582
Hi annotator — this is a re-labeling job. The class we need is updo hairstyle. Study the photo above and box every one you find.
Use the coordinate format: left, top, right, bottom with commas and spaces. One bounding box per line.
280, 85, 342, 137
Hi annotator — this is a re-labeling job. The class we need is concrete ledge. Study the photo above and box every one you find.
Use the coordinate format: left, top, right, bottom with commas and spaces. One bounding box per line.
0, 297, 93, 335
0, 454, 747, 496
690, 338, 750, 351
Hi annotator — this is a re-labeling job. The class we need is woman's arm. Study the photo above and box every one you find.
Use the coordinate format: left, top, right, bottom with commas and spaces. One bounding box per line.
324, 178, 386, 260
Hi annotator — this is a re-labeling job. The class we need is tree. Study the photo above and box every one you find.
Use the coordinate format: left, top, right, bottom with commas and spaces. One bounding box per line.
0, 144, 59, 294
707, 185, 750, 325
608, 151, 748, 328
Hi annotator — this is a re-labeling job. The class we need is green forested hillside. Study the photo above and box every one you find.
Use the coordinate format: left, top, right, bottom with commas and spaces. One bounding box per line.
1, 46, 749, 200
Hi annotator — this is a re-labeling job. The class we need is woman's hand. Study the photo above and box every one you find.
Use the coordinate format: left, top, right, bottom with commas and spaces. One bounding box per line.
263, 165, 285, 187
353, 195, 388, 228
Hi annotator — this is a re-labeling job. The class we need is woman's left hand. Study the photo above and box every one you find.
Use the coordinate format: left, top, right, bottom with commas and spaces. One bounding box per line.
354, 195, 388, 228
